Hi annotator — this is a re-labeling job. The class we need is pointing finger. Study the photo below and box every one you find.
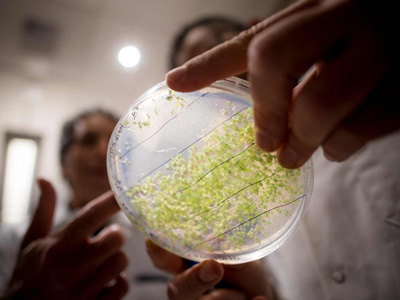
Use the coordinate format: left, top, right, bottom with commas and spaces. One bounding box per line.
166, 0, 318, 92
21, 178, 56, 249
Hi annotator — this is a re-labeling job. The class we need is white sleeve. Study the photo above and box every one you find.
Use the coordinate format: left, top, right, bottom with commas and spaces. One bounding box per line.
0, 225, 25, 295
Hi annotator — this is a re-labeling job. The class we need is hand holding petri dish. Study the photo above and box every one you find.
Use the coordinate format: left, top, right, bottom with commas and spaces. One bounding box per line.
107, 77, 313, 264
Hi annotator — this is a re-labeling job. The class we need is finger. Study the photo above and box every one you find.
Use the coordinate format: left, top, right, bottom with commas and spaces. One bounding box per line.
21, 178, 56, 249
62, 190, 119, 243
277, 15, 389, 168
99, 274, 129, 300
249, 0, 359, 154
64, 224, 125, 286
200, 289, 246, 300
146, 239, 186, 274
322, 128, 367, 162
322, 67, 400, 162
221, 260, 272, 299
168, 260, 223, 300
166, 0, 319, 92
78, 251, 128, 299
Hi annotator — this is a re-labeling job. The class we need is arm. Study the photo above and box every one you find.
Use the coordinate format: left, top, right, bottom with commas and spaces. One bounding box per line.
166, 0, 399, 169
1, 179, 129, 300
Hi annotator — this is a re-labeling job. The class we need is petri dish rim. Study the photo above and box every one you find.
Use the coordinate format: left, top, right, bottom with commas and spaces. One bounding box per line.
107, 77, 314, 264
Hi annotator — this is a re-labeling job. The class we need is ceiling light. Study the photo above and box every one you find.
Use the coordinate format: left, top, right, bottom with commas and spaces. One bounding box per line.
118, 46, 140, 68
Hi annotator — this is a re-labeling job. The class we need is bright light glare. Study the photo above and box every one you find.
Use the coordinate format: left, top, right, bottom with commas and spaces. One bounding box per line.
118, 46, 141, 68
1, 138, 38, 224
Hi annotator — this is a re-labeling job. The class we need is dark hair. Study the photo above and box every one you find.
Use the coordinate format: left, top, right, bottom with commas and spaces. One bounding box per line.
169, 16, 246, 70
60, 108, 118, 166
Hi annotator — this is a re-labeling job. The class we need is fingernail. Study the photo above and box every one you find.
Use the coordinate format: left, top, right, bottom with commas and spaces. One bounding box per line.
278, 145, 300, 169
255, 129, 275, 152
108, 224, 122, 232
199, 261, 219, 283
168, 282, 179, 297
323, 149, 345, 162
36, 178, 43, 190
323, 151, 337, 162
166, 65, 187, 84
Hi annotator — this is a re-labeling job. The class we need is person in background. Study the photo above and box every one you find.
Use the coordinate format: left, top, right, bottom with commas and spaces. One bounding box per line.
148, 0, 400, 298
168, 16, 246, 73
61, 109, 170, 300
0, 108, 169, 300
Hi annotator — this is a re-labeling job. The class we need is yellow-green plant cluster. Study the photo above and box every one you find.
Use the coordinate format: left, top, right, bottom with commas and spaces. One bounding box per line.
126, 95, 303, 253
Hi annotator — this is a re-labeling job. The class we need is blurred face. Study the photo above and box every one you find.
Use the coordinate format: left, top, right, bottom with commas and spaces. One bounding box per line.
62, 114, 116, 208
176, 26, 217, 67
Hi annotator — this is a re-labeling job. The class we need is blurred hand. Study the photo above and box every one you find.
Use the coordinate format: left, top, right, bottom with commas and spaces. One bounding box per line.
166, 0, 399, 169
2, 179, 129, 300
146, 240, 273, 300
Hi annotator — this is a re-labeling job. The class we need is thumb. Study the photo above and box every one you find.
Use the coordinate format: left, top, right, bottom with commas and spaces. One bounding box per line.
20, 178, 56, 249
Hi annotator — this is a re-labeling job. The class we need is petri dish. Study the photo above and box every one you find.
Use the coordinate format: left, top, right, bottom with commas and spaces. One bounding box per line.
107, 77, 313, 264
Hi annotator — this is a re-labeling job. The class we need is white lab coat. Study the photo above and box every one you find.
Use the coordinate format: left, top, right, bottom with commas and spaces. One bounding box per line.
266, 131, 400, 300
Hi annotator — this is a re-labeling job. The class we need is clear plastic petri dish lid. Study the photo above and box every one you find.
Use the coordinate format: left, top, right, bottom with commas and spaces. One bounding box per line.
107, 77, 313, 264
